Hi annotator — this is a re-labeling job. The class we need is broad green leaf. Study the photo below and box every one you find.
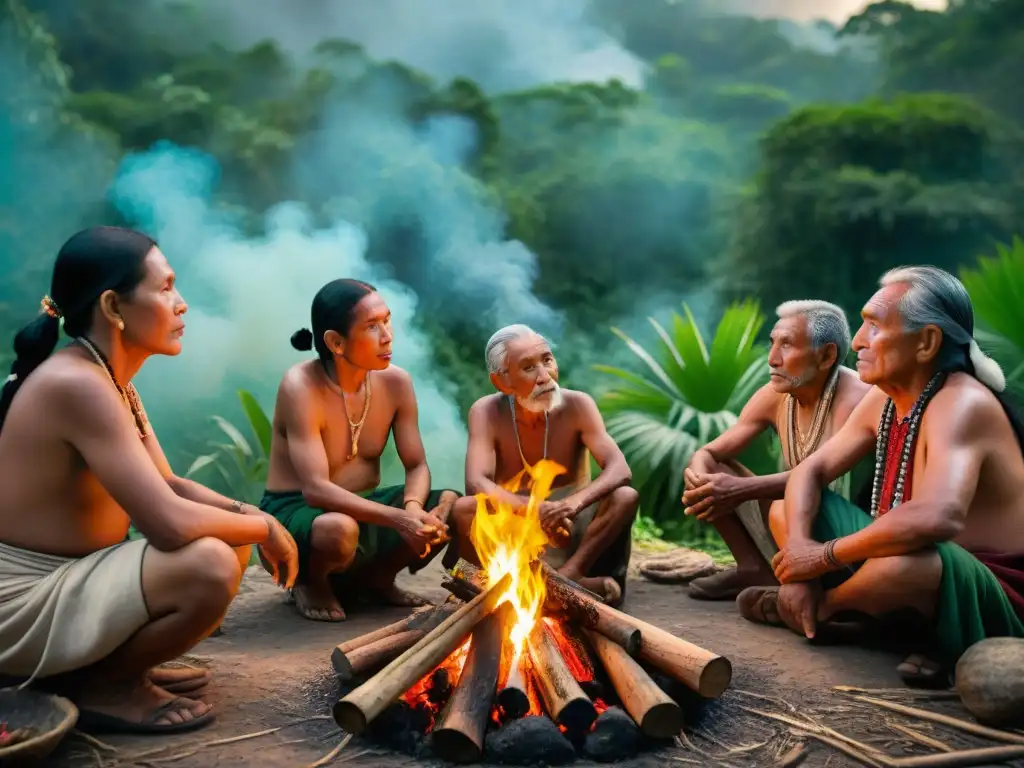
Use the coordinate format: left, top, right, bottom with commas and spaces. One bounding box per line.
596, 299, 772, 532
238, 389, 273, 457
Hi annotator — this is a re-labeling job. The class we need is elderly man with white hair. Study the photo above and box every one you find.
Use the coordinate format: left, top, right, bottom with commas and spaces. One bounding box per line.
741, 265, 1024, 687
675, 299, 871, 600
444, 324, 639, 605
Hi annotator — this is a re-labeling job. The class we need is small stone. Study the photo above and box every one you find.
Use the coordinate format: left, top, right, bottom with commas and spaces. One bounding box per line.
583, 706, 641, 762
485, 715, 577, 765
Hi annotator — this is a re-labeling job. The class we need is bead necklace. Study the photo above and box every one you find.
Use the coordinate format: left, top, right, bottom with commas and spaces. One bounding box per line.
869, 370, 947, 517
75, 336, 150, 439
785, 363, 840, 467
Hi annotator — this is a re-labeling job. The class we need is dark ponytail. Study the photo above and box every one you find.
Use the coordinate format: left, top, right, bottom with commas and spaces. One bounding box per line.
0, 226, 156, 433
295, 279, 376, 362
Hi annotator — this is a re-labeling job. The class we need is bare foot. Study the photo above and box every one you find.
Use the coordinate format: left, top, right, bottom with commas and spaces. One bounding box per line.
577, 576, 623, 607
689, 566, 776, 600
292, 582, 346, 622
364, 581, 433, 607
148, 664, 211, 694
74, 679, 214, 734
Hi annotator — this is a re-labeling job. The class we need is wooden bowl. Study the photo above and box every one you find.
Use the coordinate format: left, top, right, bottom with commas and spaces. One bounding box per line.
0, 687, 79, 764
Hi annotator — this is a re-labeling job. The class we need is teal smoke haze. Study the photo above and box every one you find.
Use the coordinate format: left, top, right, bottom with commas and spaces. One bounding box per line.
113, 142, 468, 488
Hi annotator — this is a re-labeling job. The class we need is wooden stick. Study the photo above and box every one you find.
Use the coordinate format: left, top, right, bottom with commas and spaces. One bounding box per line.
332, 573, 511, 734
334, 615, 420, 657
851, 695, 1024, 746
542, 563, 730, 697
333, 629, 425, 682
527, 619, 597, 735
330, 603, 457, 677
539, 563, 641, 655
431, 604, 509, 763
889, 745, 1024, 767
583, 627, 684, 738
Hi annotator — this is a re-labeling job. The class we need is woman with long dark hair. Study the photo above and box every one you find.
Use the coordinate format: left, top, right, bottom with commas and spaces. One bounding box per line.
0, 227, 297, 734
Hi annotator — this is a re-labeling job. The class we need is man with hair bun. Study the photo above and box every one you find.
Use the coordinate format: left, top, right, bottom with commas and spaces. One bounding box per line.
446, 324, 639, 606
745, 266, 1024, 687
675, 299, 871, 600
260, 278, 459, 622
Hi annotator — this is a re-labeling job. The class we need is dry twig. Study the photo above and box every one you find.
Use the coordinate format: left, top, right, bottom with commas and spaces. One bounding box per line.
887, 721, 953, 753
850, 695, 1024, 746
302, 733, 353, 768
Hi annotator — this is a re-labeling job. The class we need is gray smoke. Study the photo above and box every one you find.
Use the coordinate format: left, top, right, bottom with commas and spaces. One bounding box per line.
196, 0, 646, 92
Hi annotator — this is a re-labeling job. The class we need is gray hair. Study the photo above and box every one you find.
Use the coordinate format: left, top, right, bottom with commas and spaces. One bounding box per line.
880, 265, 1005, 391
776, 299, 852, 365
485, 324, 546, 375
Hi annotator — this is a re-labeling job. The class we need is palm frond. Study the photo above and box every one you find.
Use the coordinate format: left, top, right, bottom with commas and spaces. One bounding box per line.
596, 299, 773, 532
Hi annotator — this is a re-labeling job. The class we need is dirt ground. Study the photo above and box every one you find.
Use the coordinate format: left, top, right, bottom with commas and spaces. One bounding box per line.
43, 550, 996, 768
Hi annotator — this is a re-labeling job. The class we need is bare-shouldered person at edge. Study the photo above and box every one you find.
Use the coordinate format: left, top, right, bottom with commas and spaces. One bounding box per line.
0, 227, 297, 735
742, 266, 1024, 688
446, 324, 640, 606
676, 301, 871, 600
260, 279, 460, 623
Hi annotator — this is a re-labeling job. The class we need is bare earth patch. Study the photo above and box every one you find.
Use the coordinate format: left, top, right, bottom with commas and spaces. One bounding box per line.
44, 549, 1002, 767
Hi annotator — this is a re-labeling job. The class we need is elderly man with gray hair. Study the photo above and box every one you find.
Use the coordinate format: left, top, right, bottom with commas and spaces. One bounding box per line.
743, 265, 1024, 688
674, 299, 871, 600
443, 324, 639, 606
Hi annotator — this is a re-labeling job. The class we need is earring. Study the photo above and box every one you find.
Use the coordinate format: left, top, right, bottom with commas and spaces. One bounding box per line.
117, 319, 125, 331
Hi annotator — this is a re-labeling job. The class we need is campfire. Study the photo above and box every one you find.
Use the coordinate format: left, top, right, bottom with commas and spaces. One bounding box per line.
330, 460, 733, 764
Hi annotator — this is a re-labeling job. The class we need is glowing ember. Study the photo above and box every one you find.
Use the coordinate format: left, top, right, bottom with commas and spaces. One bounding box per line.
469, 458, 565, 667
401, 637, 472, 729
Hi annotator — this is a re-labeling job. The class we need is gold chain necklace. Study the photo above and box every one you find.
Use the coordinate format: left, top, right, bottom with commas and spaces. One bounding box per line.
785, 365, 839, 467
343, 372, 372, 460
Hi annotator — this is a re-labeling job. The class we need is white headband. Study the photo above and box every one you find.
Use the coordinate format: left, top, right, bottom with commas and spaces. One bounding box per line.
969, 338, 1006, 392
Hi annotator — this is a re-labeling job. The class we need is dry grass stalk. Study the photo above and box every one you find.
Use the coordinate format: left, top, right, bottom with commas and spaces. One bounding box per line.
739, 705, 888, 760
887, 722, 953, 752
790, 727, 885, 768
778, 742, 808, 767
833, 686, 959, 700
850, 695, 1024, 746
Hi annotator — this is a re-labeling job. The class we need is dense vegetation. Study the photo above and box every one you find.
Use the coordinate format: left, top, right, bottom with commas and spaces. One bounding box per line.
3, 0, 1023, 545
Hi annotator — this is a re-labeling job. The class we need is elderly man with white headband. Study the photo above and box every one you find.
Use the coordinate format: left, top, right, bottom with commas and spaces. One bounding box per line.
738, 265, 1024, 688
444, 324, 639, 606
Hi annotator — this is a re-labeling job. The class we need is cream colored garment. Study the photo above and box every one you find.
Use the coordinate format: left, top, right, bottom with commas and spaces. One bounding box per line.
0, 538, 151, 684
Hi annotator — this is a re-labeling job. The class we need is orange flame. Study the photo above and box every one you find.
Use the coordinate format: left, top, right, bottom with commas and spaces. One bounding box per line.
470, 458, 565, 668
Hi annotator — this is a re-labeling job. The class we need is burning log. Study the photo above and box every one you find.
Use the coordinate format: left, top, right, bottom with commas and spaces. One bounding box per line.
333, 572, 512, 734
542, 563, 731, 699
541, 564, 641, 655
453, 557, 642, 656
331, 603, 458, 678
497, 650, 531, 720
431, 604, 511, 763
334, 629, 426, 683
528, 620, 598, 735
441, 574, 483, 603
583, 628, 684, 738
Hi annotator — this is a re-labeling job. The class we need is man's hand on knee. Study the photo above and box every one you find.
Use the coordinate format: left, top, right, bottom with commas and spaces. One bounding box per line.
682, 471, 750, 521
